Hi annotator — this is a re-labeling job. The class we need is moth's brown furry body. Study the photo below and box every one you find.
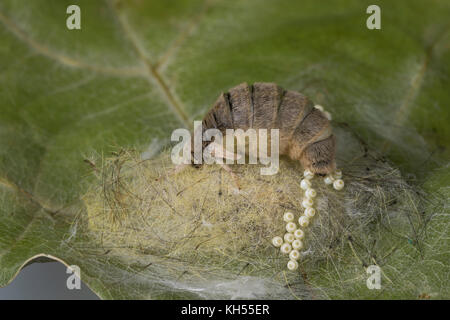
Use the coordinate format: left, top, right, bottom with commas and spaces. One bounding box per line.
198, 82, 336, 175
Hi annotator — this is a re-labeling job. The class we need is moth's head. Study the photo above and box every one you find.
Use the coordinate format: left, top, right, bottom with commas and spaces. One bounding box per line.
307, 159, 336, 176
300, 135, 336, 176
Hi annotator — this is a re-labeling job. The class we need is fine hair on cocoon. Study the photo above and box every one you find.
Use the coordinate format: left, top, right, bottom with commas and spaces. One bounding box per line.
82, 125, 440, 299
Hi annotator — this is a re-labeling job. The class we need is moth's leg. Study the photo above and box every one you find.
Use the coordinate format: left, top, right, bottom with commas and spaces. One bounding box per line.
220, 163, 241, 190
204, 141, 241, 189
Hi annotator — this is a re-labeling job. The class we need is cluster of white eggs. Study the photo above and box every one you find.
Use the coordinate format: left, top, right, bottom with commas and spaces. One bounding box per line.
324, 169, 344, 190
271, 167, 345, 271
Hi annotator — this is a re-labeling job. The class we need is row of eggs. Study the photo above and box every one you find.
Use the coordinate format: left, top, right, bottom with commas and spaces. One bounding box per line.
271, 168, 345, 271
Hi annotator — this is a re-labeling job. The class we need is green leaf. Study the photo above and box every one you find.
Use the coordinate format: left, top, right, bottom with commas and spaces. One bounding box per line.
0, 0, 449, 299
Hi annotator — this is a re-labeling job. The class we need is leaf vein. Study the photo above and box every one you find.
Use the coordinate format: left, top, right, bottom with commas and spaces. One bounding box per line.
0, 10, 145, 78
155, 0, 212, 72
382, 27, 450, 152
107, 0, 192, 130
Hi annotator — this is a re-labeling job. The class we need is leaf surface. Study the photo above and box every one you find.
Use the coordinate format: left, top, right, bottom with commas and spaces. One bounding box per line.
0, 0, 449, 299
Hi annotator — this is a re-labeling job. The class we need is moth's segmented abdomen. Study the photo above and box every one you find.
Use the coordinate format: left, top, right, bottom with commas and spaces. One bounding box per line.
251, 82, 283, 129
202, 82, 332, 155
276, 90, 314, 152
290, 108, 331, 155
207, 93, 233, 131
204, 82, 317, 131
199, 82, 336, 174
228, 83, 253, 130
206, 82, 289, 131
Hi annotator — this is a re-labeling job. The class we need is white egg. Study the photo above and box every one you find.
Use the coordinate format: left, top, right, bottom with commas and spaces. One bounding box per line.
314, 105, 324, 112
294, 229, 305, 239
300, 179, 312, 190
305, 207, 316, 218
333, 169, 342, 179
303, 169, 314, 180
302, 198, 314, 208
333, 179, 345, 191
305, 188, 317, 198
298, 215, 310, 227
283, 211, 294, 222
289, 249, 300, 261
292, 239, 303, 250
284, 233, 295, 243
324, 175, 334, 185
272, 236, 283, 247
281, 243, 292, 254
286, 222, 297, 233
287, 260, 299, 271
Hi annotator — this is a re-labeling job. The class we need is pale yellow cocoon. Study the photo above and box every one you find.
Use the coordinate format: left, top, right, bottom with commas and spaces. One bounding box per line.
82, 124, 424, 298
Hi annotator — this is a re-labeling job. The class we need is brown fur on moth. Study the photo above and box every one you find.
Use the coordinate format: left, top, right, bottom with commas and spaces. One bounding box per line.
193, 82, 336, 175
